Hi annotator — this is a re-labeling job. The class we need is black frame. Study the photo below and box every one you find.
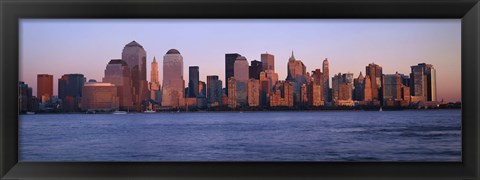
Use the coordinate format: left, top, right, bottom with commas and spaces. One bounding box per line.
1, 0, 479, 179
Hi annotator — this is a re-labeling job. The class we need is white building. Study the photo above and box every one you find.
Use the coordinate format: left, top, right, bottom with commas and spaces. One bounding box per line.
162, 49, 185, 108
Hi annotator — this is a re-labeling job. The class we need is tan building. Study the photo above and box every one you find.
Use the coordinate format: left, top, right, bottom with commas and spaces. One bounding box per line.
149, 57, 162, 104
270, 81, 294, 107
81, 82, 119, 111
162, 49, 185, 108
364, 75, 372, 101
103, 59, 133, 110
37, 74, 53, 104
227, 77, 237, 108
247, 79, 260, 107
121, 41, 148, 111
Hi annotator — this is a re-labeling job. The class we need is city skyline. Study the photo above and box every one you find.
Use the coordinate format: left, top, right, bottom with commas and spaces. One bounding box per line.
20, 19, 461, 102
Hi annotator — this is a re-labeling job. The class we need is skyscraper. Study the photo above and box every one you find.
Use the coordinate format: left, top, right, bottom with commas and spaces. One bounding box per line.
410, 63, 437, 101
162, 49, 185, 108
58, 74, 85, 111
286, 51, 307, 105
247, 79, 260, 107
207, 75, 222, 106
225, 53, 241, 96
354, 72, 365, 101
365, 63, 383, 101
322, 58, 330, 102
249, 60, 263, 79
18, 81, 33, 113
188, 66, 199, 98
122, 41, 148, 111
382, 73, 402, 101
261, 53, 274, 72
103, 59, 133, 110
37, 74, 53, 104
149, 57, 162, 104
234, 56, 249, 106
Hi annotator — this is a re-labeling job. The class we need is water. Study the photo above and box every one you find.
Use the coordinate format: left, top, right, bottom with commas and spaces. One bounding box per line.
19, 110, 461, 161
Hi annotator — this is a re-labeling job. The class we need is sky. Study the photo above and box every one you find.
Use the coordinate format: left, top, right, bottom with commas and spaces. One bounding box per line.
20, 19, 461, 102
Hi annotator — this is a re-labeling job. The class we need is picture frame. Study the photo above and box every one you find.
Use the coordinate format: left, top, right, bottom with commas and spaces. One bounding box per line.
1, 0, 479, 179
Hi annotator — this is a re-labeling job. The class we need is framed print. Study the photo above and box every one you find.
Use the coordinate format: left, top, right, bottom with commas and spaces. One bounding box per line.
1, 0, 479, 179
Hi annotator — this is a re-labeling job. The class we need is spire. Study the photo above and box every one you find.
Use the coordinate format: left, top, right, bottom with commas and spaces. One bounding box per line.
289, 51, 296, 61
153, 56, 157, 63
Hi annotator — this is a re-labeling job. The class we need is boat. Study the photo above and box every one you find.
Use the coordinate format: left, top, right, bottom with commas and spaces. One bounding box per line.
112, 110, 127, 115
26, 112, 35, 115
143, 110, 155, 113
379, 107, 383, 112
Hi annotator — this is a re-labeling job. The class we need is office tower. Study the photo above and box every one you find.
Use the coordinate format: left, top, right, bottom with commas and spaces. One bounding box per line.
234, 56, 249, 106
207, 75, 222, 106
162, 49, 185, 108
286, 51, 307, 105
37, 74, 53, 104
261, 53, 274, 72
354, 72, 365, 101
309, 69, 324, 106
383, 73, 402, 101
247, 79, 260, 106
188, 66, 199, 98
249, 60, 263, 79
332, 73, 341, 101
58, 74, 85, 112
364, 75, 372, 101
322, 58, 330, 102
121, 41, 148, 111
198, 81, 206, 97
81, 82, 119, 111
270, 81, 294, 107
410, 63, 437, 101
103, 59, 133, 110
225, 53, 241, 96
18, 81, 33, 113
365, 63, 383, 100
227, 77, 237, 108
148, 57, 162, 105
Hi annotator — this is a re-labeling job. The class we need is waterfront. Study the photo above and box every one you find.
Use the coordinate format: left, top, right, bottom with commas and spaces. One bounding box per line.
19, 110, 461, 161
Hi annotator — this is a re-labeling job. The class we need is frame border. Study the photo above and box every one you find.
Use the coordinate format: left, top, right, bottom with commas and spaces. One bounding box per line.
1, 0, 479, 179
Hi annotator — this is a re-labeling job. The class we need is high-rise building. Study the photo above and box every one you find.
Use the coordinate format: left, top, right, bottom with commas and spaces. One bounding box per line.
332, 73, 354, 102
309, 69, 324, 106
382, 73, 402, 101
148, 57, 162, 104
188, 66, 199, 98
198, 81, 206, 97
261, 53, 274, 72
365, 63, 383, 100
354, 72, 365, 101
286, 51, 307, 105
37, 74, 53, 104
81, 82, 119, 111
249, 60, 263, 79
364, 75, 372, 101
410, 63, 437, 101
322, 58, 330, 102
162, 49, 185, 108
18, 81, 33, 113
121, 41, 148, 111
207, 75, 222, 106
270, 81, 294, 107
225, 53, 241, 96
103, 59, 133, 110
247, 79, 260, 106
58, 74, 85, 112
227, 77, 237, 108
234, 56, 249, 106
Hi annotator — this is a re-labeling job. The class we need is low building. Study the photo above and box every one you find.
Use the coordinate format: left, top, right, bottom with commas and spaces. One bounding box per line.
81, 82, 119, 111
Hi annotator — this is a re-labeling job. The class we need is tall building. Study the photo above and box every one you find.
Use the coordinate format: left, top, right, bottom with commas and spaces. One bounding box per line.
206, 75, 222, 106
364, 75, 372, 101
286, 51, 307, 105
247, 79, 260, 106
149, 57, 162, 104
58, 74, 85, 112
410, 63, 437, 101
309, 69, 324, 106
81, 82, 119, 111
188, 66, 199, 98
18, 81, 33, 113
234, 56, 249, 106
162, 49, 185, 108
382, 73, 402, 101
37, 74, 53, 104
227, 77, 237, 108
261, 53, 274, 72
270, 81, 294, 107
365, 63, 383, 100
225, 53, 241, 96
322, 58, 330, 102
121, 41, 148, 111
249, 60, 263, 79
198, 81, 206, 97
354, 72, 365, 101
332, 73, 354, 102
103, 59, 134, 110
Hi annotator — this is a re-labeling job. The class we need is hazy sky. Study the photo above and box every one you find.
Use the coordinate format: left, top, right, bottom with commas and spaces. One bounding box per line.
20, 19, 461, 102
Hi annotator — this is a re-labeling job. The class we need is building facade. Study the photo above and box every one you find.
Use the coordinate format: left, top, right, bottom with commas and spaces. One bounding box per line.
148, 57, 162, 105
58, 74, 85, 112
249, 60, 263, 79
234, 56, 249, 107
247, 79, 260, 106
188, 66, 199, 98
207, 75, 223, 106
261, 53, 274, 72
410, 63, 437, 102
225, 53, 241, 96
37, 74, 53, 104
103, 59, 134, 110
162, 49, 185, 108
81, 82, 119, 111
121, 41, 148, 111
365, 63, 383, 101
